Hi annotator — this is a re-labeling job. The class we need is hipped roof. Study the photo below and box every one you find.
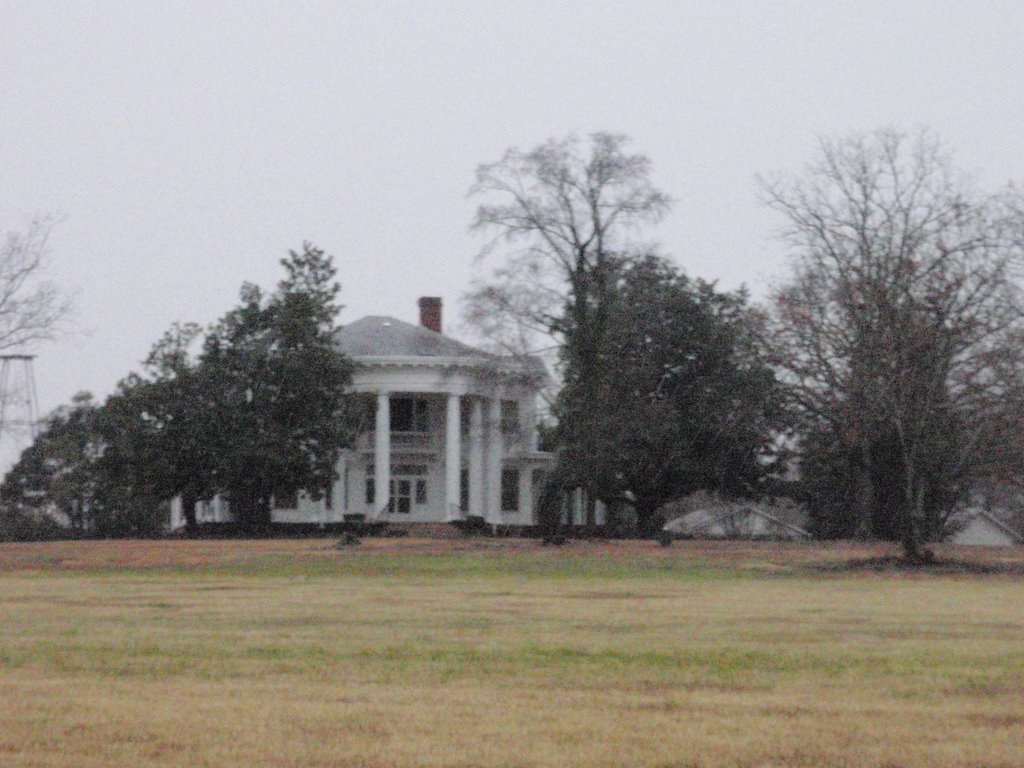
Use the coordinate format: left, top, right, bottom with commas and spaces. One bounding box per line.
335, 316, 494, 359
335, 315, 547, 380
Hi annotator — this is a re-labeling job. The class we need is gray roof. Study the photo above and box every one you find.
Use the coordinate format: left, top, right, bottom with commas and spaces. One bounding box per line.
335, 316, 549, 385
663, 505, 811, 539
964, 510, 1024, 544
335, 316, 496, 359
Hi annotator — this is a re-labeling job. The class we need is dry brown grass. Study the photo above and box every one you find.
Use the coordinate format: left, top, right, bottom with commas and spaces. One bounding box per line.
1, 538, 1023, 767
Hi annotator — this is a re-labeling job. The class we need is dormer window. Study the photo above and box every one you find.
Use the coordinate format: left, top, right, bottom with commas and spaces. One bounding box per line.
391, 397, 429, 432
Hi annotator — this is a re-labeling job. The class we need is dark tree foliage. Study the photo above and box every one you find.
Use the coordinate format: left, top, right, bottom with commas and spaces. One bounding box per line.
468, 133, 671, 531
0, 393, 163, 537
467, 135, 787, 534
105, 322, 216, 535
193, 244, 355, 532
0, 503, 66, 542
801, 424, 962, 541
1, 243, 356, 539
554, 255, 787, 534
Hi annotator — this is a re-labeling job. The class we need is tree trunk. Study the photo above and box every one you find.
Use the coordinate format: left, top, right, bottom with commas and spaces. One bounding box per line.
856, 441, 874, 538
232, 489, 272, 536
181, 488, 198, 537
899, 467, 932, 563
251, 496, 273, 536
536, 482, 563, 539
584, 492, 597, 538
634, 498, 661, 538
900, 524, 921, 561
902, 480, 934, 563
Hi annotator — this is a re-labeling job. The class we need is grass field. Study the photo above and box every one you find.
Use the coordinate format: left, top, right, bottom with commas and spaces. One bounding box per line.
1, 538, 1022, 768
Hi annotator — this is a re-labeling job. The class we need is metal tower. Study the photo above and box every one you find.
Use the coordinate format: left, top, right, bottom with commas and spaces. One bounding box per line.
0, 354, 41, 459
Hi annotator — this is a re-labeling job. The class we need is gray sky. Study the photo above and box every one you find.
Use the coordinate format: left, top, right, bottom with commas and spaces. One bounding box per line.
2, 0, 1023, 464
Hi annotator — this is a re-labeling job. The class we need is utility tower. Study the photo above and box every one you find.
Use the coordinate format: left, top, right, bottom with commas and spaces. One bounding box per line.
0, 354, 41, 460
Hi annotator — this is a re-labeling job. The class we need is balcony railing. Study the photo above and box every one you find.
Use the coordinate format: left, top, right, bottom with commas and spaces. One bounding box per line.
360, 431, 437, 451
357, 428, 531, 453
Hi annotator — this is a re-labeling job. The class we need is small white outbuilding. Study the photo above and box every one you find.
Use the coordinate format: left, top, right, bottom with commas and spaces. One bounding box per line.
948, 510, 1023, 547
663, 504, 811, 541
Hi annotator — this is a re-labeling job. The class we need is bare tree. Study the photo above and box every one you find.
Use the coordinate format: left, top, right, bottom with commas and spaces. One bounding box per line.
763, 128, 1024, 560
0, 216, 74, 350
466, 133, 670, 529
465, 132, 670, 353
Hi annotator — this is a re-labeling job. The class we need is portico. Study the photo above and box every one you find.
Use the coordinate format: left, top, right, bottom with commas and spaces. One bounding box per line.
170, 298, 562, 531
369, 388, 510, 524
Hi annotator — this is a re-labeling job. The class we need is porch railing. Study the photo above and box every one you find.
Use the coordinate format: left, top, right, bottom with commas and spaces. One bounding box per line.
360, 431, 436, 451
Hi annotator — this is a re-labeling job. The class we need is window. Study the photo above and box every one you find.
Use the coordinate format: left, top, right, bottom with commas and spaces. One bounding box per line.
460, 468, 469, 511
391, 397, 429, 432
415, 479, 427, 505
365, 479, 375, 505
501, 468, 520, 512
390, 479, 411, 514
501, 400, 519, 434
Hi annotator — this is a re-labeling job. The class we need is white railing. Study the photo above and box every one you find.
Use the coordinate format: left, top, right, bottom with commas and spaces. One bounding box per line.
360, 431, 436, 451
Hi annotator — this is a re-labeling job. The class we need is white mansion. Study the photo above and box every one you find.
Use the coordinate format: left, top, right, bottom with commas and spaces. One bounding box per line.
176, 297, 573, 529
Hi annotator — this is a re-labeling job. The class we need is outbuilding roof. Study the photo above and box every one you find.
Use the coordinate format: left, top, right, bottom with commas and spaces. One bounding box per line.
663, 505, 811, 540
957, 510, 1024, 545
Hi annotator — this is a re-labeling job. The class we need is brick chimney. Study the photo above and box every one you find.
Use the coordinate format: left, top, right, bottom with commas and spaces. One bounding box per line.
418, 296, 442, 334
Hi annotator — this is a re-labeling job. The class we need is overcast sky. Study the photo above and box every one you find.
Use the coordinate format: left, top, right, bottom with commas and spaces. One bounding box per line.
2, 0, 1023, 464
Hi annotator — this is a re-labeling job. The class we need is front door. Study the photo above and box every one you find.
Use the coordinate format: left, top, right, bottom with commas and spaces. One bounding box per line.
387, 463, 429, 516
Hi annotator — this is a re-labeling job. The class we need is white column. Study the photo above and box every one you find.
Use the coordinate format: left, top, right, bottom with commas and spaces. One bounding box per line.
332, 453, 347, 521
170, 497, 183, 530
445, 393, 462, 521
469, 399, 484, 517
374, 392, 390, 517
486, 397, 503, 525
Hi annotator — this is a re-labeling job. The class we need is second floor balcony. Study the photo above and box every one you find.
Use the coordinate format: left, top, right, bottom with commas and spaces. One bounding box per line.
359, 430, 437, 453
